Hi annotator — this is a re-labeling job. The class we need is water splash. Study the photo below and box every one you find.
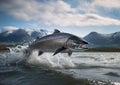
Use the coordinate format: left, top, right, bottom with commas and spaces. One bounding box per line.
27, 50, 76, 68
0, 45, 27, 66
1, 46, 120, 84
0, 45, 76, 68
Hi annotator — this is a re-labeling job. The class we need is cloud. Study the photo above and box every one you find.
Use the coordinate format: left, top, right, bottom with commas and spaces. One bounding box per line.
2, 26, 19, 32
0, 0, 75, 21
63, 13, 120, 26
92, 0, 120, 8
1, 26, 19, 33
76, 0, 120, 13
82, 13, 120, 26
1, 26, 35, 35
0, 0, 120, 27
0, 0, 40, 21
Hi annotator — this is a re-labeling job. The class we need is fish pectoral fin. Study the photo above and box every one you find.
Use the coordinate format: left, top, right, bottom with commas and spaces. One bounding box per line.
53, 47, 66, 56
67, 51, 72, 57
38, 50, 44, 56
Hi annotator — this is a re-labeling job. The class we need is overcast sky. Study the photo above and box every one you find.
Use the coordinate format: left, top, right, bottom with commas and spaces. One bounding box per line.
0, 0, 120, 37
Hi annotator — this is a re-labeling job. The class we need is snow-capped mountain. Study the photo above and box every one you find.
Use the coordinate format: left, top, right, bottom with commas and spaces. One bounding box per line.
1, 28, 120, 48
0, 28, 47, 44
84, 31, 120, 48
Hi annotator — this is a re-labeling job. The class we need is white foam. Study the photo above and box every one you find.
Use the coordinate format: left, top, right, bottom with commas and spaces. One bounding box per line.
0, 45, 27, 65
0, 45, 76, 68
27, 50, 76, 68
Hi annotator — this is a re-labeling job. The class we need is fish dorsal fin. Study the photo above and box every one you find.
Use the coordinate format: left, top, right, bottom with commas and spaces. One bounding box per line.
67, 51, 72, 57
53, 29, 60, 34
53, 47, 66, 56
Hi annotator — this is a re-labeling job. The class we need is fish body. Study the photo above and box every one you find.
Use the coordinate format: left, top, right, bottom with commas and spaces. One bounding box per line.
27, 30, 88, 56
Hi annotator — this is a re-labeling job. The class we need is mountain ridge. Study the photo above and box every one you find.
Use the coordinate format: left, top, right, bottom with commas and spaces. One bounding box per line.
84, 31, 120, 48
0, 28, 47, 44
0, 28, 120, 49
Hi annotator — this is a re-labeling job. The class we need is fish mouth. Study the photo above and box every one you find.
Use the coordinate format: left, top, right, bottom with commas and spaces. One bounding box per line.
72, 44, 88, 51
69, 44, 88, 51
78, 40, 88, 49
77, 44, 88, 49
82, 40, 88, 44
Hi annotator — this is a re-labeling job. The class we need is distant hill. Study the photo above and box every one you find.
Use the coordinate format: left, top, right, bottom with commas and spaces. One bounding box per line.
84, 31, 120, 48
0, 29, 32, 43
1, 28, 120, 49
0, 29, 47, 44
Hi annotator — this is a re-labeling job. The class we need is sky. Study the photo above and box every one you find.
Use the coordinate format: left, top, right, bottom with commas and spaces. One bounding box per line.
0, 0, 120, 37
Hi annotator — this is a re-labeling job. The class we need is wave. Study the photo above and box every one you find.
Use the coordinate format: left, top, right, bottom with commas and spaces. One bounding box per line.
1, 45, 120, 84
27, 51, 76, 68
1, 45, 120, 70
104, 72, 120, 77
0, 45, 76, 69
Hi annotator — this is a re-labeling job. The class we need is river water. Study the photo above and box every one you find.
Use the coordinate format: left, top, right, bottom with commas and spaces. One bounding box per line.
0, 45, 120, 85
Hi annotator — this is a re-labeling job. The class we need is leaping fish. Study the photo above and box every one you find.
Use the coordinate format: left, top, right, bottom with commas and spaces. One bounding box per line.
26, 29, 88, 57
